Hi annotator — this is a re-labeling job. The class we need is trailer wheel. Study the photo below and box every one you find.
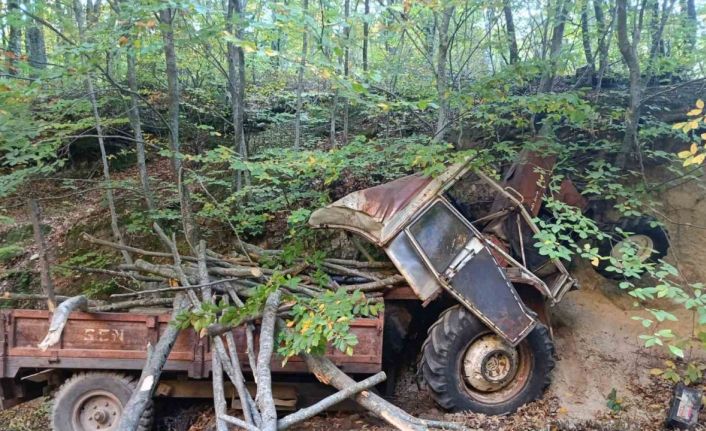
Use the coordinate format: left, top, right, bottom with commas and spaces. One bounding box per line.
51, 372, 153, 431
419, 305, 554, 415
595, 216, 669, 279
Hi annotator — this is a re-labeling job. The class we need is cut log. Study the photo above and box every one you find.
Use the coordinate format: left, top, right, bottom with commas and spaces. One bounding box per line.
38, 295, 88, 351
301, 353, 468, 431
277, 371, 387, 429
255, 290, 282, 431
116, 294, 188, 431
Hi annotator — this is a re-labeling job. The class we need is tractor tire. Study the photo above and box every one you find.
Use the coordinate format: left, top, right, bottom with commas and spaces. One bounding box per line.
595, 216, 670, 279
419, 305, 555, 415
51, 372, 153, 431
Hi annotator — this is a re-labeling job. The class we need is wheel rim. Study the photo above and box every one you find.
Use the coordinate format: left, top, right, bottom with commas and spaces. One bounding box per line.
72, 390, 123, 431
459, 333, 532, 404
610, 234, 654, 267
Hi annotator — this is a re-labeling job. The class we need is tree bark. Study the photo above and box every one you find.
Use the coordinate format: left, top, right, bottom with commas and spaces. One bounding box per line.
276, 372, 387, 429
25, 6, 47, 72
615, 0, 641, 168
363, 0, 370, 72
28, 199, 56, 311
593, 0, 612, 91
227, 0, 248, 190
255, 290, 282, 431
503, 1, 519, 64
580, 1, 595, 83
343, 0, 350, 142
433, 5, 455, 141
116, 295, 188, 431
159, 7, 199, 247
537, 0, 568, 94
7, 0, 21, 75
294, 0, 308, 149
38, 295, 88, 351
73, 0, 133, 266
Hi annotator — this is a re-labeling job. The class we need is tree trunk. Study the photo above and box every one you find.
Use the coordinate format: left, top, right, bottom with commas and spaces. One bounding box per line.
293, 0, 308, 149
7, 0, 21, 75
363, 0, 369, 72
126, 48, 154, 211
227, 0, 248, 191
537, 0, 568, 94
25, 13, 47, 71
684, 0, 696, 49
503, 1, 519, 64
73, 0, 133, 266
593, 0, 612, 91
580, 1, 595, 83
615, 0, 641, 168
159, 7, 200, 247
433, 5, 455, 141
116, 295, 188, 431
28, 199, 56, 312
343, 0, 350, 142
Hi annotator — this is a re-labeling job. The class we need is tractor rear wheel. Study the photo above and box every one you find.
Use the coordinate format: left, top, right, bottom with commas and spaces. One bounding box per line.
419, 305, 554, 415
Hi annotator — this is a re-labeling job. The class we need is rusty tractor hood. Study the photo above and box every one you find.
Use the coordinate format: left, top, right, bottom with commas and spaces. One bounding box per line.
308, 160, 473, 245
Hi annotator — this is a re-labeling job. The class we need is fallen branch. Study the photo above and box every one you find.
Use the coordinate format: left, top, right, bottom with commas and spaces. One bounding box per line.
301, 352, 468, 431
116, 295, 189, 431
89, 297, 174, 312
277, 371, 387, 429
109, 278, 242, 299
255, 290, 282, 431
38, 295, 88, 351
343, 275, 405, 292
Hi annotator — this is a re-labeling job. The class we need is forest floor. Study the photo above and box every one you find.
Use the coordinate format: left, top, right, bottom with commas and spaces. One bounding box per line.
2, 160, 706, 430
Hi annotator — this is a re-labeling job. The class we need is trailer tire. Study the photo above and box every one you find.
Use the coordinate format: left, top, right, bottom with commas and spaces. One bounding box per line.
595, 216, 669, 279
51, 372, 153, 431
419, 305, 554, 415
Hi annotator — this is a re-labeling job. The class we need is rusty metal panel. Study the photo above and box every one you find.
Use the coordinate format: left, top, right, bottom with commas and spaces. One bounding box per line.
449, 249, 536, 345
7, 310, 195, 362
2, 309, 383, 377
385, 233, 442, 302
404, 200, 536, 345
207, 313, 384, 375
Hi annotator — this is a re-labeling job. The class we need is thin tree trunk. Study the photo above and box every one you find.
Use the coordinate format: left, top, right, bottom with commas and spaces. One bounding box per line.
433, 5, 455, 141
159, 7, 200, 247
593, 0, 612, 91
615, 0, 641, 168
293, 0, 308, 149
537, 0, 568, 93
684, 0, 696, 49
503, 1, 519, 64
126, 47, 155, 210
363, 0, 369, 72
28, 199, 56, 312
7, 0, 21, 75
24, 1, 47, 72
580, 1, 595, 83
116, 295, 188, 431
343, 0, 350, 142
73, 0, 133, 266
330, 90, 338, 147
227, 0, 248, 190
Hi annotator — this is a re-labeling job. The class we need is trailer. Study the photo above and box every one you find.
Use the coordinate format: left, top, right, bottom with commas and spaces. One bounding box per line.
0, 300, 390, 430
